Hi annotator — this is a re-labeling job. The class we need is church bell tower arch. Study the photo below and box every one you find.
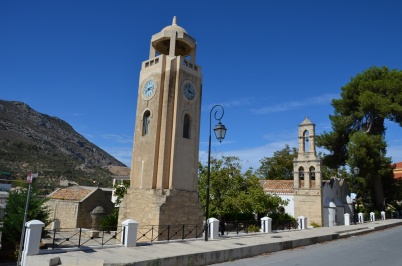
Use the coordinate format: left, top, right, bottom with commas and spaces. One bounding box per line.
293, 117, 323, 226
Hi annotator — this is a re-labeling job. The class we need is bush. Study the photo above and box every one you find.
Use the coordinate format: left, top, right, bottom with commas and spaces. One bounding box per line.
267, 211, 296, 222
100, 209, 118, 231
0, 186, 49, 262
310, 221, 321, 228
247, 224, 260, 233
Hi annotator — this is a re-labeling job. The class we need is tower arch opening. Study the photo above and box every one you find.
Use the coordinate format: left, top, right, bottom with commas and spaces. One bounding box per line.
183, 113, 191, 139
142, 110, 151, 136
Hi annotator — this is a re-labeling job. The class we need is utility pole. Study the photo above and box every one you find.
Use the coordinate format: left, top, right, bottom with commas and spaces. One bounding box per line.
17, 172, 37, 266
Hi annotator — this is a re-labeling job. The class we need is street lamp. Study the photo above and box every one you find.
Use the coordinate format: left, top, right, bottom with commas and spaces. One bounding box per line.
353, 167, 360, 176
205, 104, 227, 241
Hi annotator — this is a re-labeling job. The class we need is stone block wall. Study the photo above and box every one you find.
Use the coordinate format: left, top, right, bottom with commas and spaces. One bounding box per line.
45, 200, 79, 229
77, 189, 115, 229
46, 189, 115, 229
294, 189, 323, 226
118, 188, 204, 241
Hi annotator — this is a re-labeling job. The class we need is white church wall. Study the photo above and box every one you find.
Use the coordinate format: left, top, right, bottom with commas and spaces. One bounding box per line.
336, 206, 345, 225
277, 194, 294, 217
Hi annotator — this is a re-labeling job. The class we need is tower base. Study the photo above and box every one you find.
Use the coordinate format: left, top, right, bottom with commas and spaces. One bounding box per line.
294, 189, 323, 226
118, 188, 204, 241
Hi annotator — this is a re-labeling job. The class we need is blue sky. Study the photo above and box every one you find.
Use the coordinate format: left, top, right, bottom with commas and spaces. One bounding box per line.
1, 1, 402, 170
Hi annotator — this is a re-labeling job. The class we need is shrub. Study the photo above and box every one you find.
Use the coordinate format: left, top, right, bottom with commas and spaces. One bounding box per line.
100, 209, 118, 231
310, 221, 321, 228
247, 224, 260, 233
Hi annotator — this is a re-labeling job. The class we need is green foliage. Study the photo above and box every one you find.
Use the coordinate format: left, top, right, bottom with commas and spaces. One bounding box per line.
247, 224, 260, 233
256, 145, 349, 181
0, 186, 50, 259
310, 221, 321, 228
100, 209, 119, 231
256, 145, 297, 180
113, 180, 130, 206
267, 211, 296, 222
198, 156, 287, 221
316, 66, 402, 211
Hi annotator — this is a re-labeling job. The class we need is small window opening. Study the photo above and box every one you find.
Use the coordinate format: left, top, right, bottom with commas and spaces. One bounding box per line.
183, 114, 190, 139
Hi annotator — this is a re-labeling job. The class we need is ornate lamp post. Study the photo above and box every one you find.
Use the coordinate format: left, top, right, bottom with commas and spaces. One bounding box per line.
205, 104, 227, 241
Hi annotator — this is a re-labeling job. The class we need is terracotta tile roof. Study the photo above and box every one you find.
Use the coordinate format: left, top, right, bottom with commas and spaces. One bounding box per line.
263, 180, 318, 194
392, 161, 402, 180
263, 180, 294, 194
49, 187, 94, 201
393, 162, 402, 169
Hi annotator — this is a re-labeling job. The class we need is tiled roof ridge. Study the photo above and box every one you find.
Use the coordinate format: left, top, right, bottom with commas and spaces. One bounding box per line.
49, 187, 94, 201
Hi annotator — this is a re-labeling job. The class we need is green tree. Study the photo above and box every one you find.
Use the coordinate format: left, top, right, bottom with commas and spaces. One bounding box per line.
256, 145, 342, 181
256, 145, 297, 180
198, 156, 286, 221
316, 66, 402, 210
0, 186, 50, 260
113, 180, 130, 206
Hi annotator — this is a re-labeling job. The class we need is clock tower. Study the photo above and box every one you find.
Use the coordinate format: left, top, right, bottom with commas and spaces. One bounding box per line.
118, 17, 204, 238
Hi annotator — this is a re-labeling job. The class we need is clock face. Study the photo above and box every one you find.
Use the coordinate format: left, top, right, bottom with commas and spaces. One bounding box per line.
183, 83, 195, 100
143, 80, 155, 98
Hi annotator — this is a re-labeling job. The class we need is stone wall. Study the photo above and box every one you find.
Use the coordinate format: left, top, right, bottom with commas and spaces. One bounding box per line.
77, 189, 115, 229
294, 189, 323, 226
45, 200, 79, 229
118, 188, 204, 241
46, 189, 115, 229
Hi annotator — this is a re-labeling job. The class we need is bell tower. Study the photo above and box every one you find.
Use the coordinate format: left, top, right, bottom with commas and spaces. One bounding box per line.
118, 17, 204, 237
293, 117, 323, 226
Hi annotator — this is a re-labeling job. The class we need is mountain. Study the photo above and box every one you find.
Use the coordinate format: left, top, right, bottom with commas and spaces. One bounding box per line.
0, 100, 129, 191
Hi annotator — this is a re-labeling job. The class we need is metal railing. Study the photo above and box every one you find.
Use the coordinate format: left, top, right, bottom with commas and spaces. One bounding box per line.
42, 226, 124, 249
221, 220, 261, 235
272, 219, 298, 231
136, 224, 203, 242
41, 219, 299, 250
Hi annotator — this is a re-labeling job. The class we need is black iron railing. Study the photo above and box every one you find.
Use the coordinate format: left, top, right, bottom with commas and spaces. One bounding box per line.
43, 226, 124, 249
41, 219, 299, 250
136, 224, 203, 242
271, 219, 298, 231
221, 220, 261, 235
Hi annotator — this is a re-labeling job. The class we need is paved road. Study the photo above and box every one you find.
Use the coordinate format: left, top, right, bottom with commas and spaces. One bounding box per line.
214, 225, 402, 266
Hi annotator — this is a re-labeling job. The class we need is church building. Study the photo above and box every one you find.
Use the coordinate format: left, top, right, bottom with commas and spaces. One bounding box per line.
263, 117, 353, 227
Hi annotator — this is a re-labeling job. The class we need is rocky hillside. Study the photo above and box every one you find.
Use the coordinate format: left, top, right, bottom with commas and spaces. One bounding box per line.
0, 100, 129, 191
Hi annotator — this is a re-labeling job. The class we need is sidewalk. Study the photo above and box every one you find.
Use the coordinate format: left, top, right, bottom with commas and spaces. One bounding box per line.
26, 219, 402, 266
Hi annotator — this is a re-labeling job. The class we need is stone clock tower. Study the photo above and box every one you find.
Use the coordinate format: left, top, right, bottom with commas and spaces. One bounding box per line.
118, 17, 204, 238
293, 117, 323, 226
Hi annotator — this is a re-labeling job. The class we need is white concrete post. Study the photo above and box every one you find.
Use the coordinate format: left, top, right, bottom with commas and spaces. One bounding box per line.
208, 218, 219, 239
370, 212, 375, 222
381, 211, 386, 220
344, 213, 350, 226
21, 220, 45, 266
358, 212, 364, 223
121, 219, 138, 247
51, 219, 60, 232
298, 216, 307, 229
261, 217, 272, 233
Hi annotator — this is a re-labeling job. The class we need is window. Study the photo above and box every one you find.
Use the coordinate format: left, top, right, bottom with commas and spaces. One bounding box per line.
304, 130, 310, 152
143, 111, 150, 136
309, 166, 315, 180
299, 167, 305, 180
183, 114, 190, 139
